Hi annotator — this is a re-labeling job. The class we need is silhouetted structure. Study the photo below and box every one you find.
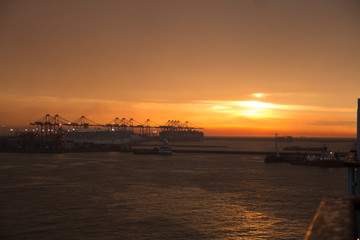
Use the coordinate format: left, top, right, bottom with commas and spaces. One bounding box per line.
29, 114, 204, 139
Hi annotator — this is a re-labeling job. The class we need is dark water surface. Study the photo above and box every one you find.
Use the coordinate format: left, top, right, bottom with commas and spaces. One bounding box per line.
0, 139, 350, 239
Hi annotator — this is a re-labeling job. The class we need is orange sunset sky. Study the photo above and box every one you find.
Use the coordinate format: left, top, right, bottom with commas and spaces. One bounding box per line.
0, 0, 359, 137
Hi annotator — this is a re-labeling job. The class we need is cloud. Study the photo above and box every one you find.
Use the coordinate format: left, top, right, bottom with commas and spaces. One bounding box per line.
4, 94, 356, 117
203, 100, 355, 112
1, 94, 356, 126
309, 121, 356, 126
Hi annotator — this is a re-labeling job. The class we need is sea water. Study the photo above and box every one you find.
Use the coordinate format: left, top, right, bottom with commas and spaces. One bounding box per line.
0, 138, 351, 239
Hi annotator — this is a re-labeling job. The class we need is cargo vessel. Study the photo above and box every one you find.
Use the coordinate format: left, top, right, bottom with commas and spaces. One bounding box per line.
291, 151, 344, 167
158, 130, 204, 141
65, 129, 144, 150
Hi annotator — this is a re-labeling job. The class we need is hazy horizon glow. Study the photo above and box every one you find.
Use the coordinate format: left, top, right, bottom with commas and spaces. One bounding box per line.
0, 0, 359, 137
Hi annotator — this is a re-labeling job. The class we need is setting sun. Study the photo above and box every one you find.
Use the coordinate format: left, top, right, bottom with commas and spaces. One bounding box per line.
252, 93, 264, 98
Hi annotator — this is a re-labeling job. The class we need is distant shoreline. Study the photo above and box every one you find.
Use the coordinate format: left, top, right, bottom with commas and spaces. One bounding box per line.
204, 136, 356, 142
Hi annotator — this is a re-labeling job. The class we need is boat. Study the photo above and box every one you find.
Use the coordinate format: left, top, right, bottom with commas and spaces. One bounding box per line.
283, 145, 327, 151
291, 151, 344, 167
65, 128, 144, 148
133, 139, 172, 155
157, 139, 172, 155
159, 130, 204, 141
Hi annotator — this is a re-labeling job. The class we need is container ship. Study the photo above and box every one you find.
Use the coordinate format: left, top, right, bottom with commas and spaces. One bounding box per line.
65, 128, 144, 151
1, 129, 144, 153
158, 130, 204, 141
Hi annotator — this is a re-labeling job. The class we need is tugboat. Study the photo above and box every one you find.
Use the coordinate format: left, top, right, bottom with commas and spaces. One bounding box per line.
133, 139, 172, 155
157, 138, 172, 155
